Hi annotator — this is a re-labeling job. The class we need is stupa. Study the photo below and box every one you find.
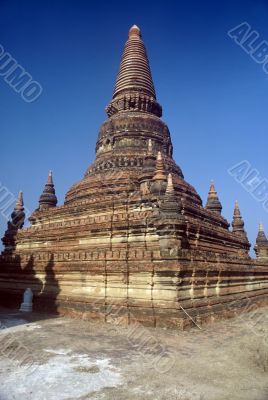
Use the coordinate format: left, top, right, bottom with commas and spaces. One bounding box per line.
1, 25, 268, 328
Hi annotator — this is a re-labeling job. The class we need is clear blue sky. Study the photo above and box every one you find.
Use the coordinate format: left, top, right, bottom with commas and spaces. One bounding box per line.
1, 0, 268, 255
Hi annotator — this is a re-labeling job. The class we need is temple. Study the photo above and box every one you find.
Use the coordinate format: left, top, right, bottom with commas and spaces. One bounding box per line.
1, 25, 268, 328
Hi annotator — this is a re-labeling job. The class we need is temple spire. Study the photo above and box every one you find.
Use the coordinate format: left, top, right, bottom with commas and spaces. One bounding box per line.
205, 180, 222, 214
160, 173, 181, 216
47, 170, 53, 184
150, 152, 167, 195
11, 191, 25, 227
153, 152, 166, 180
38, 171, 58, 211
113, 24, 155, 99
106, 25, 162, 117
166, 173, 175, 195
2, 191, 25, 253
232, 200, 247, 238
256, 223, 268, 242
15, 191, 24, 211
254, 223, 268, 260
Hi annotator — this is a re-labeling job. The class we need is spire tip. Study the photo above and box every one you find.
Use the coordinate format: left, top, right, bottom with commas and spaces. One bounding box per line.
157, 151, 162, 161
47, 170, 53, 184
15, 190, 24, 209
129, 25, 141, 38
166, 173, 174, 195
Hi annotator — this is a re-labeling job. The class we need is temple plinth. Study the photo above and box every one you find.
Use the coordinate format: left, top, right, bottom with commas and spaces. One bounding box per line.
1, 26, 268, 329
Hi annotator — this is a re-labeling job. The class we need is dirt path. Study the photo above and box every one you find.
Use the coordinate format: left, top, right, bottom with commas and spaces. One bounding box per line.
0, 306, 268, 400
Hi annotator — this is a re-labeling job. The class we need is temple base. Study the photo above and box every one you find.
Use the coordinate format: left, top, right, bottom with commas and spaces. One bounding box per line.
1, 249, 268, 329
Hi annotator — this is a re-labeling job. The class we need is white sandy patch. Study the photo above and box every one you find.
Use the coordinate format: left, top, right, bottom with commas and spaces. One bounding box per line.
43, 348, 72, 355
0, 351, 122, 400
0, 319, 41, 333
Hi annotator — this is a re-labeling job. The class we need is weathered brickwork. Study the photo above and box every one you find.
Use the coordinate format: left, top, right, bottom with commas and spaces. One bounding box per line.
1, 25, 268, 329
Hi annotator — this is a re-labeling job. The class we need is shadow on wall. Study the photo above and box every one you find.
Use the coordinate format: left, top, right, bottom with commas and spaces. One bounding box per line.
37, 254, 60, 314
0, 253, 60, 316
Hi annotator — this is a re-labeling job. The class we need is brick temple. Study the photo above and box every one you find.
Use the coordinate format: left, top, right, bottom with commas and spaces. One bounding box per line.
1, 25, 268, 328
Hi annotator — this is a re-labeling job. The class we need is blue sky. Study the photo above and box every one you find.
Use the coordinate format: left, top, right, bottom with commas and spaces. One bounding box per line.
0, 0, 268, 254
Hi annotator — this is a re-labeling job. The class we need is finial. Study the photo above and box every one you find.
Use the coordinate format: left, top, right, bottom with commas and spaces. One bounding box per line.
2, 190, 26, 249
148, 139, 153, 155
232, 200, 247, 239
160, 173, 182, 216
205, 180, 222, 214
150, 151, 167, 195
209, 180, 216, 193
255, 222, 268, 259
142, 139, 155, 174
15, 191, 24, 209
166, 173, 174, 195
234, 200, 240, 215
11, 191, 25, 226
38, 171, 57, 210
233, 200, 241, 217
47, 170, 53, 184
152, 152, 166, 181
129, 25, 141, 38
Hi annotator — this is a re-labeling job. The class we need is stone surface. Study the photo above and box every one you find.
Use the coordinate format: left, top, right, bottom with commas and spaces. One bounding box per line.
1, 306, 268, 399
1, 25, 268, 329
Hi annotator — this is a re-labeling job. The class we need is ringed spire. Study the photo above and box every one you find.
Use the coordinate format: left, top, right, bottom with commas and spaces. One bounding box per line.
106, 25, 162, 117
113, 24, 156, 99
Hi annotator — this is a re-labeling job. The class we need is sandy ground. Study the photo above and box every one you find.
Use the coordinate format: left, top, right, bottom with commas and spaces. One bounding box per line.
0, 306, 268, 400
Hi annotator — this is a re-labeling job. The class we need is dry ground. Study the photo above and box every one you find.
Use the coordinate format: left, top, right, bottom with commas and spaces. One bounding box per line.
0, 305, 268, 400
